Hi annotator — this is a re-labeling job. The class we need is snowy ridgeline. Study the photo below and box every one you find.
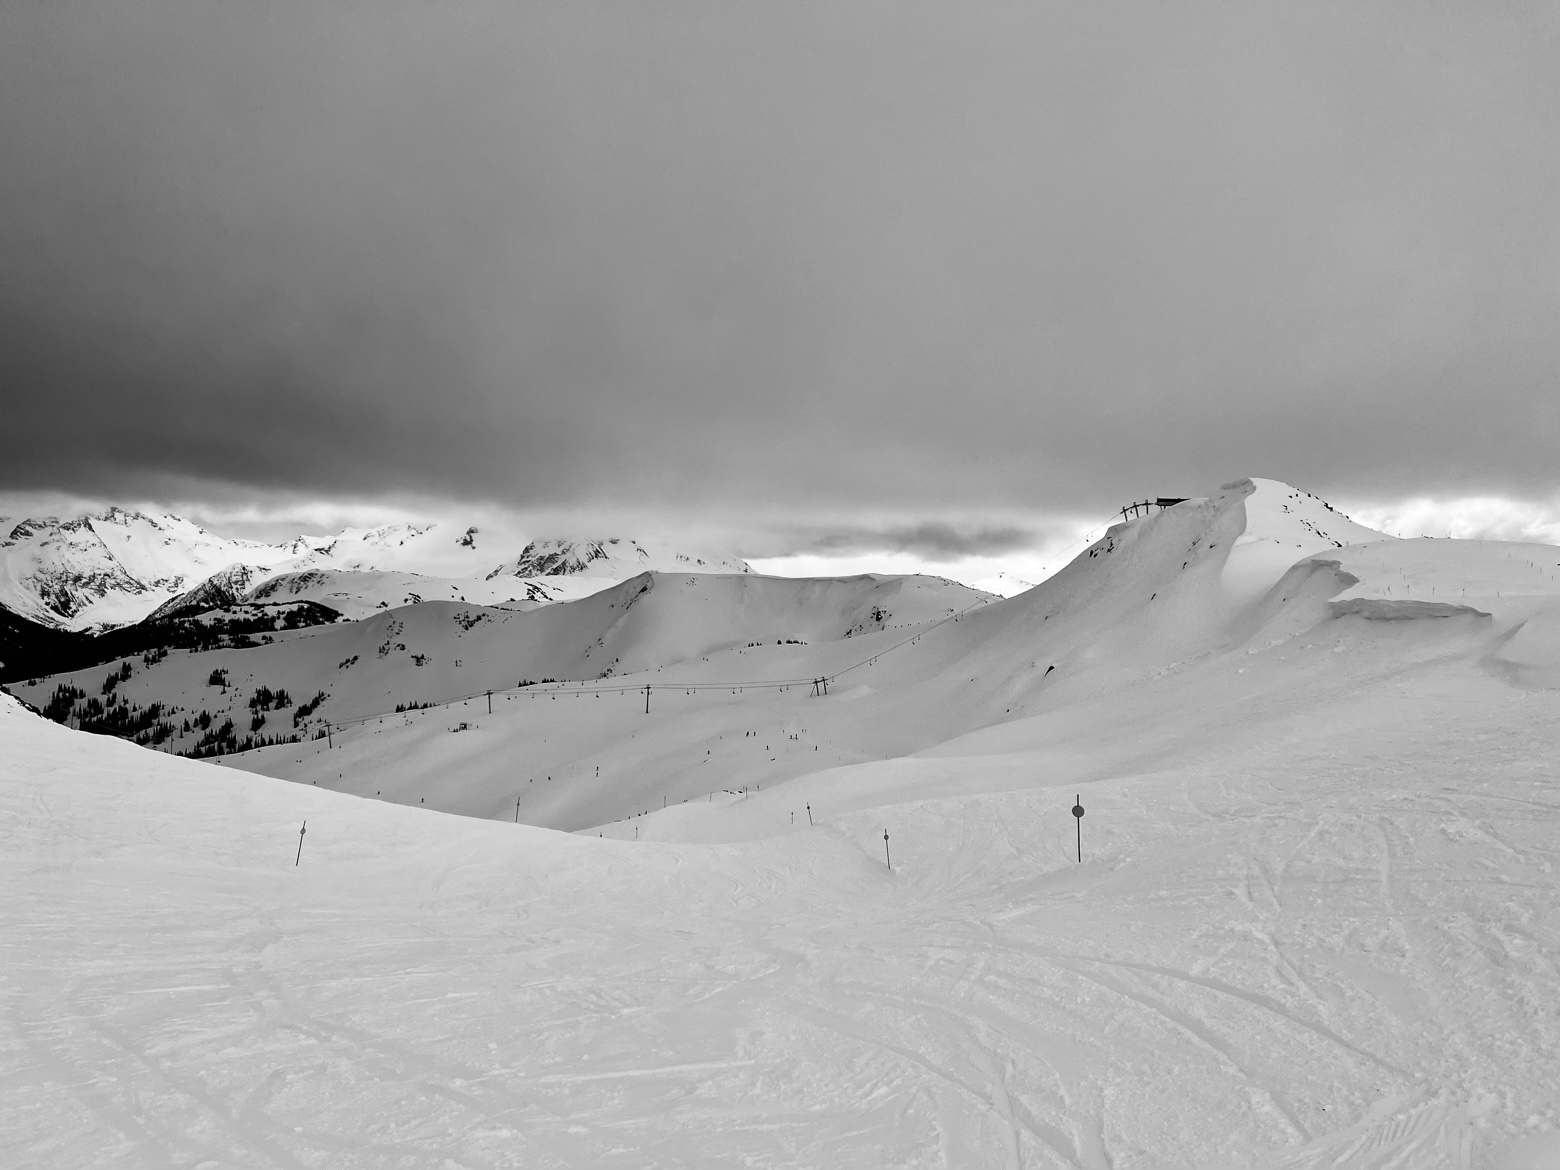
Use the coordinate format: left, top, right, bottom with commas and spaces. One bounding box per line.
4, 477, 1560, 1167
10, 570, 991, 760
0, 511, 755, 630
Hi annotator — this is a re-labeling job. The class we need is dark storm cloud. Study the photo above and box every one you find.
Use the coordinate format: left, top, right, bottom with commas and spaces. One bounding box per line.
800, 523, 1038, 562
2, 3, 1558, 517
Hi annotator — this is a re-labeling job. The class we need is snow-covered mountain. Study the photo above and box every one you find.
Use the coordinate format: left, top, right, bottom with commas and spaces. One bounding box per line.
145, 563, 272, 622
12, 570, 993, 756
0, 510, 753, 631
486, 537, 751, 580
0, 510, 297, 629
5, 476, 1557, 1166
241, 569, 592, 620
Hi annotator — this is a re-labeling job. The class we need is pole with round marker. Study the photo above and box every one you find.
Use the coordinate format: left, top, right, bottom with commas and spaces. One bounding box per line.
295, 820, 306, 866
883, 829, 891, 871
1072, 795, 1084, 863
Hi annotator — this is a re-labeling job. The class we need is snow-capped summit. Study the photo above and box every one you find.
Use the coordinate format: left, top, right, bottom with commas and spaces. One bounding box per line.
0, 509, 754, 630
0, 510, 288, 630
145, 563, 273, 622
486, 538, 752, 581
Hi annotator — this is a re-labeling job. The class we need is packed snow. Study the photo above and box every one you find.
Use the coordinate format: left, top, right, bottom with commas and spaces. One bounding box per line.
4, 478, 1559, 1168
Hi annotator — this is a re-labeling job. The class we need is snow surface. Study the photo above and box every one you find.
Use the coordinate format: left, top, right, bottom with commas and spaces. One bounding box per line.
5, 478, 1560, 1167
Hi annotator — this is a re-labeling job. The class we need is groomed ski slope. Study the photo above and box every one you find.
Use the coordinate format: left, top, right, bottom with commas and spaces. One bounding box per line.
4, 479, 1560, 1168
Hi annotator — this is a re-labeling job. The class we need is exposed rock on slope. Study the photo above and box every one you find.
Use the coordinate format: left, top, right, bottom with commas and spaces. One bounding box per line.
487, 538, 752, 580
0, 508, 753, 631
147, 564, 271, 621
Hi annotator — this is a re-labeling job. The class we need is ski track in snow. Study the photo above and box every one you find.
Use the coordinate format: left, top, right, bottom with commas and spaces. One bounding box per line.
7, 693, 1557, 1168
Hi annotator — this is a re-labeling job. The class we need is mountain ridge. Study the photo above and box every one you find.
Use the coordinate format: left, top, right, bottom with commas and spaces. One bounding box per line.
0, 510, 753, 631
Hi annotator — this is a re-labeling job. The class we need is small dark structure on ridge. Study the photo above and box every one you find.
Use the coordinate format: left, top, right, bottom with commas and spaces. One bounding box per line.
1118, 498, 1187, 521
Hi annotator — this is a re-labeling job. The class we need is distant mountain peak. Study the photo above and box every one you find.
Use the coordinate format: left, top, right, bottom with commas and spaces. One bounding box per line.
486, 538, 751, 581
0, 509, 753, 630
146, 563, 269, 622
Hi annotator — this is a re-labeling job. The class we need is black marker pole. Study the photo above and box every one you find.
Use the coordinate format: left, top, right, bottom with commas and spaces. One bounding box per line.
295, 820, 306, 866
806, 802, 812, 826
1072, 796, 1084, 863
883, 830, 891, 871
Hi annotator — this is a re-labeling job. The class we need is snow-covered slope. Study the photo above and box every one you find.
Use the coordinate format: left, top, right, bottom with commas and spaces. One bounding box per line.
11, 571, 993, 756
5, 469, 1559, 1169
0, 509, 754, 630
203, 478, 1560, 834
241, 569, 594, 620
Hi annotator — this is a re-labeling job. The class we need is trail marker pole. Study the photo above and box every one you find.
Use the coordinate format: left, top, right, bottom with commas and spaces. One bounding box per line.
1072, 795, 1084, 863
806, 803, 812, 826
515, 796, 521, 823
487, 690, 492, 714
643, 684, 652, 714
295, 820, 306, 866
883, 830, 891, 871
325, 721, 332, 749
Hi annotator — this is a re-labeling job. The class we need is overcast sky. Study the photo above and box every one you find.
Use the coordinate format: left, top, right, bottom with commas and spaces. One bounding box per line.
2, 2, 1558, 573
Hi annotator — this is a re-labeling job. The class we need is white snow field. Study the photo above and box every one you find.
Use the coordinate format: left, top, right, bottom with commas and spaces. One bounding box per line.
5, 479, 1560, 1168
